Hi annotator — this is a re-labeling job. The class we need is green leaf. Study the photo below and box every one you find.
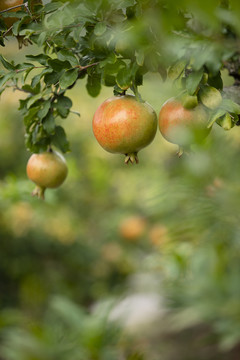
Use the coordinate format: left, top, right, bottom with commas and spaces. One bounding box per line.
59, 68, 78, 90
43, 2, 61, 13
44, 71, 63, 86
16, 62, 34, 71
12, 15, 31, 36
26, 54, 50, 66
117, 0, 136, 8
50, 296, 85, 328
116, 66, 132, 90
168, 61, 186, 80
48, 59, 71, 72
0, 55, 15, 70
135, 50, 144, 67
42, 112, 55, 134
86, 73, 101, 97
22, 83, 41, 95
27, 94, 43, 109
19, 98, 29, 111
51, 126, 70, 153
135, 69, 143, 86
23, 67, 35, 82
94, 22, 107, 36
55, 96, 73, 118
99, 53, 117, 68
31, 123, 40, 144
19, 28, 35, 37
217, 112, 233, 130
38, 100, 51, 120
208, 71, 223, 90
31, 69, 52, 88
37, 31, 48, 47
23, 107, 39, 129
102, 74, 116, 87
57, 50, 79, 67
220, 99, 240, 114
186, 69, 204, 96
0, 72, 14, 88
102, 59, 125, 75
207, 108, 226, 128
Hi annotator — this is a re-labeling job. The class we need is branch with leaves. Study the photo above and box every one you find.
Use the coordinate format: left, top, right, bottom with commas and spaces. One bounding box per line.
0, 0, 240, 155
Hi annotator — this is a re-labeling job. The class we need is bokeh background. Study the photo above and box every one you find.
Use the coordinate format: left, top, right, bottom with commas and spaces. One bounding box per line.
0, 38, 240, 360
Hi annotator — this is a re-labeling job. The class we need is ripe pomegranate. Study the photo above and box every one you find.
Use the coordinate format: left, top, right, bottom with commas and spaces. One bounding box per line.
0, 0, 24, 29
158, 98, 210, 150
26, 149, 68, 199
92, 95, 157, 164
119, 215, 147, 241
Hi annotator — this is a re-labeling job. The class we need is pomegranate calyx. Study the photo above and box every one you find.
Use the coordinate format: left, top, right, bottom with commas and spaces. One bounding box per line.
177, 146, 184, 157
32, 185, 46, 200
124, 152, 139, 164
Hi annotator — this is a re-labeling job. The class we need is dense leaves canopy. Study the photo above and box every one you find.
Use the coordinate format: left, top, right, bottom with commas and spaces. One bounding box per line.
1, 0, 240, 153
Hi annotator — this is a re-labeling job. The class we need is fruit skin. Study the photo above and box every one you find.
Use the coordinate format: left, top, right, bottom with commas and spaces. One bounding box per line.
0, 0, 24, 29
92, 95, 157, 164
119, 216, 146, 241
158, 98, 210, 146
26, 150, 68, 199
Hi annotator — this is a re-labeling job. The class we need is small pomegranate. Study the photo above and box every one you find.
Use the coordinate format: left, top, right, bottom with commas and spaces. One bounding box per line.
119, 215, 147, 241
26, 149, 68, 199
92, 95, 157, 164
158, 98, 210, 150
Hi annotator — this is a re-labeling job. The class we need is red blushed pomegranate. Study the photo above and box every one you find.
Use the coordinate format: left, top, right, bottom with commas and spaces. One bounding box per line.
158, 98, 210, 149
26, 150, 68, 199
92, 95, 157, 164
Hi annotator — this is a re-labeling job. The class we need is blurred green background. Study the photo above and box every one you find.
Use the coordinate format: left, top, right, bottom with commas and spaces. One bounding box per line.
0, 39, 240, 360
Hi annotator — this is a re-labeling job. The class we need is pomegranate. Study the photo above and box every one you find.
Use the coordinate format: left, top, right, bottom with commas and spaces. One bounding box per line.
0, 0, 24, 29
119, 215, 147, 242
92, 95, 157, 164
26, 149, 68, 199
158, 98, 210, 149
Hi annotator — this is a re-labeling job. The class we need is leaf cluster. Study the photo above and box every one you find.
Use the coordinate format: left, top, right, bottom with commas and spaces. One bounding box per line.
1, 0, 240, 153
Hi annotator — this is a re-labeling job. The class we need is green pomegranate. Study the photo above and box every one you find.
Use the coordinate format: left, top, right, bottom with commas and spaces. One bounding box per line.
26, 149, 68, 199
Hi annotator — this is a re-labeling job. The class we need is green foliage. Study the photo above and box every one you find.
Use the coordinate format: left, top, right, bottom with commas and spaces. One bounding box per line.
1, 0, 240, 359
1, 79, 240, 358
1, 0, 240, 153
0, 297, 121, 360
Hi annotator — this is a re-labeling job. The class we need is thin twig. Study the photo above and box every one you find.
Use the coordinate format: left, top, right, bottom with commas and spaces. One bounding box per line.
77, 62, 100, 70
2, 26, 13, 38
0, 4, 25, 14
15, 66, 45, 73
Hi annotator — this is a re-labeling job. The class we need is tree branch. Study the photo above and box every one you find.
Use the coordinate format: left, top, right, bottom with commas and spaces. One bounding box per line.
0, 4, 26, 14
